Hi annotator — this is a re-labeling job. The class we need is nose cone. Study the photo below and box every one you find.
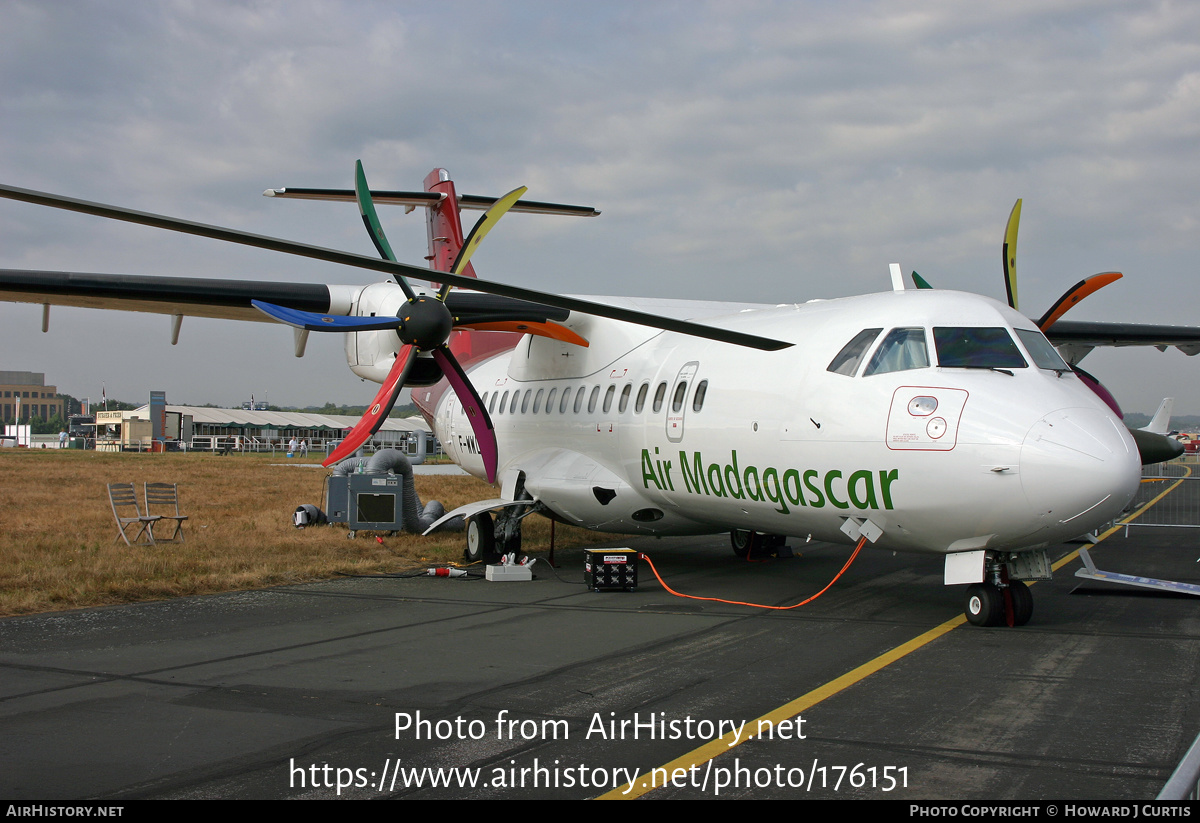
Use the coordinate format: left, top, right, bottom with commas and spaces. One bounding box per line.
1021, 408, 1140, 538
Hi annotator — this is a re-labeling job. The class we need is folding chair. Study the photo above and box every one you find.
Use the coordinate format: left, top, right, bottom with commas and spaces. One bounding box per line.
108, 483, 160, 546
144, 482, 188, 543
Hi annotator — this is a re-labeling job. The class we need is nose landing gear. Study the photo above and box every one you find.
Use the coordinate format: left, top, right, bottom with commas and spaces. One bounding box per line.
964, 581, 1032, 627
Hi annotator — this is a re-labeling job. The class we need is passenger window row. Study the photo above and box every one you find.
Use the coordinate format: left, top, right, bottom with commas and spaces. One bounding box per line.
480, 378, 710, 418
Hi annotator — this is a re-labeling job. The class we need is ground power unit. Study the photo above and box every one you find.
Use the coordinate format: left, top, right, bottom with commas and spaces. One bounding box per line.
325, 473, 405, 536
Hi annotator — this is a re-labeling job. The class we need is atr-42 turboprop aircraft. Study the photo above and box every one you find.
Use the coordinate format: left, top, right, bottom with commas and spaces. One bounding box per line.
2, 167, 1199, 628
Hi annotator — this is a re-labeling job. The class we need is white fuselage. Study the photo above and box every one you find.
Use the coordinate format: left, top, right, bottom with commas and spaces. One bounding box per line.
422, 289, 1140, 556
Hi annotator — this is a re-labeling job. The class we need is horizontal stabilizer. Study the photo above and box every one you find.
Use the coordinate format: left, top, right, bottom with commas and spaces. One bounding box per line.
265, 187, 600, 217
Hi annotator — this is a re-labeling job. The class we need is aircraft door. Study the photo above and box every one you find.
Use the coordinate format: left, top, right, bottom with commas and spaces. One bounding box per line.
666, 361, 699, 443
442, 396, 462, 464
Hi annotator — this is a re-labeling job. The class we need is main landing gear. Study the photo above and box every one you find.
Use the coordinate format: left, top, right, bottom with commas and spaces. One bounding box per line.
464, 487, 535, 565
730, 530, 786, 559
962, 553, 1036, 627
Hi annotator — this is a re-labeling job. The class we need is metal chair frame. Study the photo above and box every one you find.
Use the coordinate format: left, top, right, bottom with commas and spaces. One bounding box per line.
108, 483, 160, 546
144, 482, 188, 543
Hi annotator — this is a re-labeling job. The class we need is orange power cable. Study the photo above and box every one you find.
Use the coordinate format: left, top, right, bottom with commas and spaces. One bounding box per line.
638, 535, 868, 610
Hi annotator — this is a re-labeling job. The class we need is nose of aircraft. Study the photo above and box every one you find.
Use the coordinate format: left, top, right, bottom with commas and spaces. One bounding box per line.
1020, 408, 1141, 537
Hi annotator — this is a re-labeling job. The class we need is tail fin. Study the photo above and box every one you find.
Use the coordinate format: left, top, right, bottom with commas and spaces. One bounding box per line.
422, 168, 477, 280
423, 169, 509, 366
1143, 397, 1174, 434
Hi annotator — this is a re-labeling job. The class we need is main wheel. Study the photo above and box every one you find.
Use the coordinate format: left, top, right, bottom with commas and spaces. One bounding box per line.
965, 583, 1004, 627
730, 529, 755, 558
1007, 580, 1033, 626
465, 512, 499, 564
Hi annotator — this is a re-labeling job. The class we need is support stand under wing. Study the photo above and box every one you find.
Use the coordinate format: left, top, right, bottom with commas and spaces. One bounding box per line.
1075, 547, 1200, 597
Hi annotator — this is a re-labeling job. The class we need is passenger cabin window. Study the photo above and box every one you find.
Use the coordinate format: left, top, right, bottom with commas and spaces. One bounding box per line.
863, 328, 930, 376
635, 383, 649, 413
692, 380, 708, 412
498, 391, 509, 414
533, 389, 543, 414
652, 382, 668, 413
603, 385, 616, 413
828, 328, 883, 376
934, 328, 1027, 370
560, 387, 572, 414
672, 381, 687, 413
619, 384, 632, 413
1014, 328, 1070, 371
509, 391, 520, 415
546, 388, 557, 414
574, 387, 586, 414
587, 386, 600, 413
520, 390, 531, 414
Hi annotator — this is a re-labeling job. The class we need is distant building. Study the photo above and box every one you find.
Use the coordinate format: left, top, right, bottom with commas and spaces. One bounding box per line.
0, 371, 62, 423
93, 404, 434, 453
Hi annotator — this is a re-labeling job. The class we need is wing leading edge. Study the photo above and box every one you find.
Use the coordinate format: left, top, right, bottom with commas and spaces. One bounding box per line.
1048, 320, 1200, 364
0, 269, 575, 327
0, 269, 336, 322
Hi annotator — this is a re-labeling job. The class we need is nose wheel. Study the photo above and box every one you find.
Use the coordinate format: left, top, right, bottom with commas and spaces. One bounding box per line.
964, 580, 1033, 627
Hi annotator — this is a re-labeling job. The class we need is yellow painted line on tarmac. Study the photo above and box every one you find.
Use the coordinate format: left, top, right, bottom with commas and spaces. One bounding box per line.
597, 613, 966, 799
600, 463, 1193, 800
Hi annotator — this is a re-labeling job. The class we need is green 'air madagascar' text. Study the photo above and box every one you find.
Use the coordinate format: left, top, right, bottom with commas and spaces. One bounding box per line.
641, 448, 898, 514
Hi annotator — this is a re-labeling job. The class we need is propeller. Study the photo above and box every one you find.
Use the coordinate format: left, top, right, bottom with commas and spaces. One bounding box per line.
998, 200, 1181, 463
1000, 199, 1122, 333
315, 161, 532, 477
996, 199, 1123, 415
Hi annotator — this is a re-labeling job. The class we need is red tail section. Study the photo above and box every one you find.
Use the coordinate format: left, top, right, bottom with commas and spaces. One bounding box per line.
413, 169, 523, 420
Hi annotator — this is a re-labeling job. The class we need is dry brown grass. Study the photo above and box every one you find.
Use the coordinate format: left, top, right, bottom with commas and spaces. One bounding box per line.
0, 450, 609, 616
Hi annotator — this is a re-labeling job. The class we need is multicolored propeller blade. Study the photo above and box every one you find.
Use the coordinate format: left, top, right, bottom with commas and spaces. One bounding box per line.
251, 299, 400, 331
1003, 199, 1021, 311
355, 160, 416, 299
440, 186, 528, 298
456, 320, 588, 347
1036, 272, 1123, 332
431, 346, 498, 483
323, 345, 417, 467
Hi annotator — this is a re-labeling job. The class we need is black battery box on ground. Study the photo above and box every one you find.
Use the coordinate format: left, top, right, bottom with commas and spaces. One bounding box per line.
584, 548, 639, 592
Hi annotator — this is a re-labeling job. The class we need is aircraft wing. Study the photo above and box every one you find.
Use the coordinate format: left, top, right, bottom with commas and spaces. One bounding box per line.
0, 269, 572, 325
1048, 320, 1200, 360
0, 269, 333, 322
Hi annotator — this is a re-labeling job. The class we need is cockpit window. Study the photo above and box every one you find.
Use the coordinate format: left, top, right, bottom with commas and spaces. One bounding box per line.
934, 328, 1027, 369
863, 328, 930, 376
828, 328, 883, 376
1015, 328, 1070, 371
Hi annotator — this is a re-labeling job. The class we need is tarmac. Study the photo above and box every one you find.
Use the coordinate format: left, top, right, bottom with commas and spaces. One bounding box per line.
2, 476, 1199, 800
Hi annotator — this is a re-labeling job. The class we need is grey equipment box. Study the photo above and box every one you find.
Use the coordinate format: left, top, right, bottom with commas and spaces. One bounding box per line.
325, 474, 405, 532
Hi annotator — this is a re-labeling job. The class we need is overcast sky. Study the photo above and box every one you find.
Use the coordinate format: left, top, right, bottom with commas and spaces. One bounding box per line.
2, 1, 1198, 414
